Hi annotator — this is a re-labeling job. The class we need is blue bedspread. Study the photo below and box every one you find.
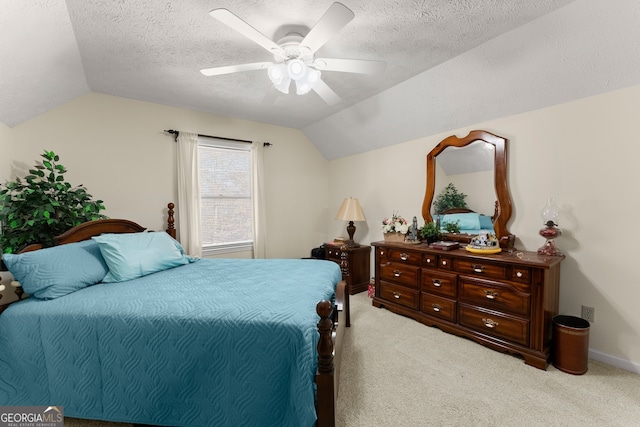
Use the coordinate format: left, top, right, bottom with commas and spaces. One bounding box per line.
0, 258, 342, 427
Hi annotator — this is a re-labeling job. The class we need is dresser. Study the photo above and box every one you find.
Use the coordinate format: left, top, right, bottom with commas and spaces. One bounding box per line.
372, 241, 563, 369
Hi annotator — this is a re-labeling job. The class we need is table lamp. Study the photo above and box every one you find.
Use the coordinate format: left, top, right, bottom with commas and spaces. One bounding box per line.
335, 198, 366, 248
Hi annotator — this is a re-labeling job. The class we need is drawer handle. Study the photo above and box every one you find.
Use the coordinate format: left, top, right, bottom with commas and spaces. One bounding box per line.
484, 290, 500, 300
393, 270, 402, 277
431, 303, 442, 312
425, 258, 431, 263
516, 271, 523, 278
473, 264, 484, 273
432, 279, 442, 287
393, 291, 402, 299
380, 251, 385, 256
441, 260, 448, 266
400, 253, 409, 261
482, 318, 499, 328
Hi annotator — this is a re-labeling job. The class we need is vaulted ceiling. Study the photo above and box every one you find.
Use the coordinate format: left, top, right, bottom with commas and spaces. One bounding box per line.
2, 0, 639, 159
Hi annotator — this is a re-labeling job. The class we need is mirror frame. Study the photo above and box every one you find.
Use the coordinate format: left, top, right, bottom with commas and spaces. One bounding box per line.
421, 130, 515, 248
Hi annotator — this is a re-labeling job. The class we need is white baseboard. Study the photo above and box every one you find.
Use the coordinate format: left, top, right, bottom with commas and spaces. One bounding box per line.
589, 349, 640, 374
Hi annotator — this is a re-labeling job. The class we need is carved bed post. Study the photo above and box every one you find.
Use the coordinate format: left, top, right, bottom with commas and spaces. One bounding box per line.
316, 300, 335, 427
166, 203, 176, 239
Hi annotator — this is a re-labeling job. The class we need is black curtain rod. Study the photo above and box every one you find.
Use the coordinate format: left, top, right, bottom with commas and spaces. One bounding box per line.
164, 129, 272, 147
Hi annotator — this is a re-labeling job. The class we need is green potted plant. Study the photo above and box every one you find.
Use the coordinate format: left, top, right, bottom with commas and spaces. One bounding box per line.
420, 221, 440, 243
433, 183, 468, 214
443, 220, 461, 234
0, 150, 107, 254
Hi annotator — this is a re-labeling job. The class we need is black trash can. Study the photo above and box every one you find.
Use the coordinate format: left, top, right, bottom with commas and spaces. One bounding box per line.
552, 315, 590, 375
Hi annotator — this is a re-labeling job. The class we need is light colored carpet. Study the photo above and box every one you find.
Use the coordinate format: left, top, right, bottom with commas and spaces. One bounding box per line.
66, 292, 640, 427
336, 293, 640, 427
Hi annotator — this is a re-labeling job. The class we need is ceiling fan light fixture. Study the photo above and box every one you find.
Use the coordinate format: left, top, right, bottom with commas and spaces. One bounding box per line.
294, 68, 321, 95
268, 64, 291, 94
287, 59, 307, 81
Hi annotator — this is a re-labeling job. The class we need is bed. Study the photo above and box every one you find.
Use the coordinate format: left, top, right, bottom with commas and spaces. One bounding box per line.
0, 212, 348, 427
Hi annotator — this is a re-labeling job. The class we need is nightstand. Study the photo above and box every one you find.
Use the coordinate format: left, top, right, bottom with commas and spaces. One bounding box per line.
324, 244, 371, 295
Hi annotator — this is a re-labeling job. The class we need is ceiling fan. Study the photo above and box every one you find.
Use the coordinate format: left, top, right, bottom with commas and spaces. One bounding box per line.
200, 2, 386, 105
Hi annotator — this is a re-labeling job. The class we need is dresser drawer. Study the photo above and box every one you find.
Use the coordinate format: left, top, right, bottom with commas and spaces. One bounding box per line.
458, 278, 531, 316
421, 293, 456, 322
388, 248, 422, 266
421, 270, 457, 298
379, 281, 420, 310
380, 262, 420, 288
458, 304, 529, 346
510, 267, 531, 284
454, 259, 506, 280
437, 255, 454, 271
422, 253, 438, 269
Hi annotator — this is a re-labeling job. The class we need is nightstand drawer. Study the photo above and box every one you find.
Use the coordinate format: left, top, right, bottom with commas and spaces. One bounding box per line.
458, 304, 529, 346
421, 293, 456, 322
379, 281, 419, 309
380, 262, 420, 288
459, 278, 530, 316
421, 270, 457, 298
325, 246, 344, 261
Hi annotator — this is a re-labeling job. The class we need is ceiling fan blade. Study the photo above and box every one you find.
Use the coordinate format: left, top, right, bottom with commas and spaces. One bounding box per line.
300, 2, 355, 54
200, 62, 273, 76
210, 9, 284, 57
313, 79, 341, 105
314, 58, 386, 75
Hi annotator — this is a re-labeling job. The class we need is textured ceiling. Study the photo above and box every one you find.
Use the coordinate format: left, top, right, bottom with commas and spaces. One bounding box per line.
2, 0, 639, 159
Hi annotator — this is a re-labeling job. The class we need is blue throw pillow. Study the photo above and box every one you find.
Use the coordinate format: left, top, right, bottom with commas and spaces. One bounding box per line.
479, 214, 494, 230
2, 240, 109, 300
92, 232, 194, 282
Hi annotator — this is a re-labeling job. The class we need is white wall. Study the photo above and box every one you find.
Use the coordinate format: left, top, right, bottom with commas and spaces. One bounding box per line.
8, 92, 329, 259
328, 84, 640, 372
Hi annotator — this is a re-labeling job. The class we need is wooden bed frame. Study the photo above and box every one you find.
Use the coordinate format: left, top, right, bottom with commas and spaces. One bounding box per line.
0, 203, 348, 427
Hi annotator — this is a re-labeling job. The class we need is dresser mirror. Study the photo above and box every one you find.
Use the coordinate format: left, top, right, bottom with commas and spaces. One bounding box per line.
421, 130, 515, 248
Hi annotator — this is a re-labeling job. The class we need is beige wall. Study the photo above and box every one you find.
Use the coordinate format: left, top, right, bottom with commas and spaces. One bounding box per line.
328, 84, 640, 371
7, 92, 329, 259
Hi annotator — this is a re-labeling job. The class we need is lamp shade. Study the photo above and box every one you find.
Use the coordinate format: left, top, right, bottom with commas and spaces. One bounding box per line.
335, 198, 365, 221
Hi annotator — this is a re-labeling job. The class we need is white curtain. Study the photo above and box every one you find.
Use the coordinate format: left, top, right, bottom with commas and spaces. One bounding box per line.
176, 131, 202, 257
252, 142, 267, 258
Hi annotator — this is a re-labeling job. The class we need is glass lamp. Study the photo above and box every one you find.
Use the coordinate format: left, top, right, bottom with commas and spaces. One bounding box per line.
537, 197, 562, 256
335, 198, 366, 248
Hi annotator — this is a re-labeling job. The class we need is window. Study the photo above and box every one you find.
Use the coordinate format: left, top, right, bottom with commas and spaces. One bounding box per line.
198, 137, 253, 254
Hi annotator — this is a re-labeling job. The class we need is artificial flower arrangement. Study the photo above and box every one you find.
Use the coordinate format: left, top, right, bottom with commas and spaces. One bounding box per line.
381, 212, 409, 234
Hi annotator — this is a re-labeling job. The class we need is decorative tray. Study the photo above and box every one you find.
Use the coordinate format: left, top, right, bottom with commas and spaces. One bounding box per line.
465, 245, 502, 254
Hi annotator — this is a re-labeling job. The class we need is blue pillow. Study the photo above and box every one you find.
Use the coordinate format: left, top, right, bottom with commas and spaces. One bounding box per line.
2, 240, 109, 300
441, 213, 481, 231
479, 214, 494, 230
92, 232, 194, 282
